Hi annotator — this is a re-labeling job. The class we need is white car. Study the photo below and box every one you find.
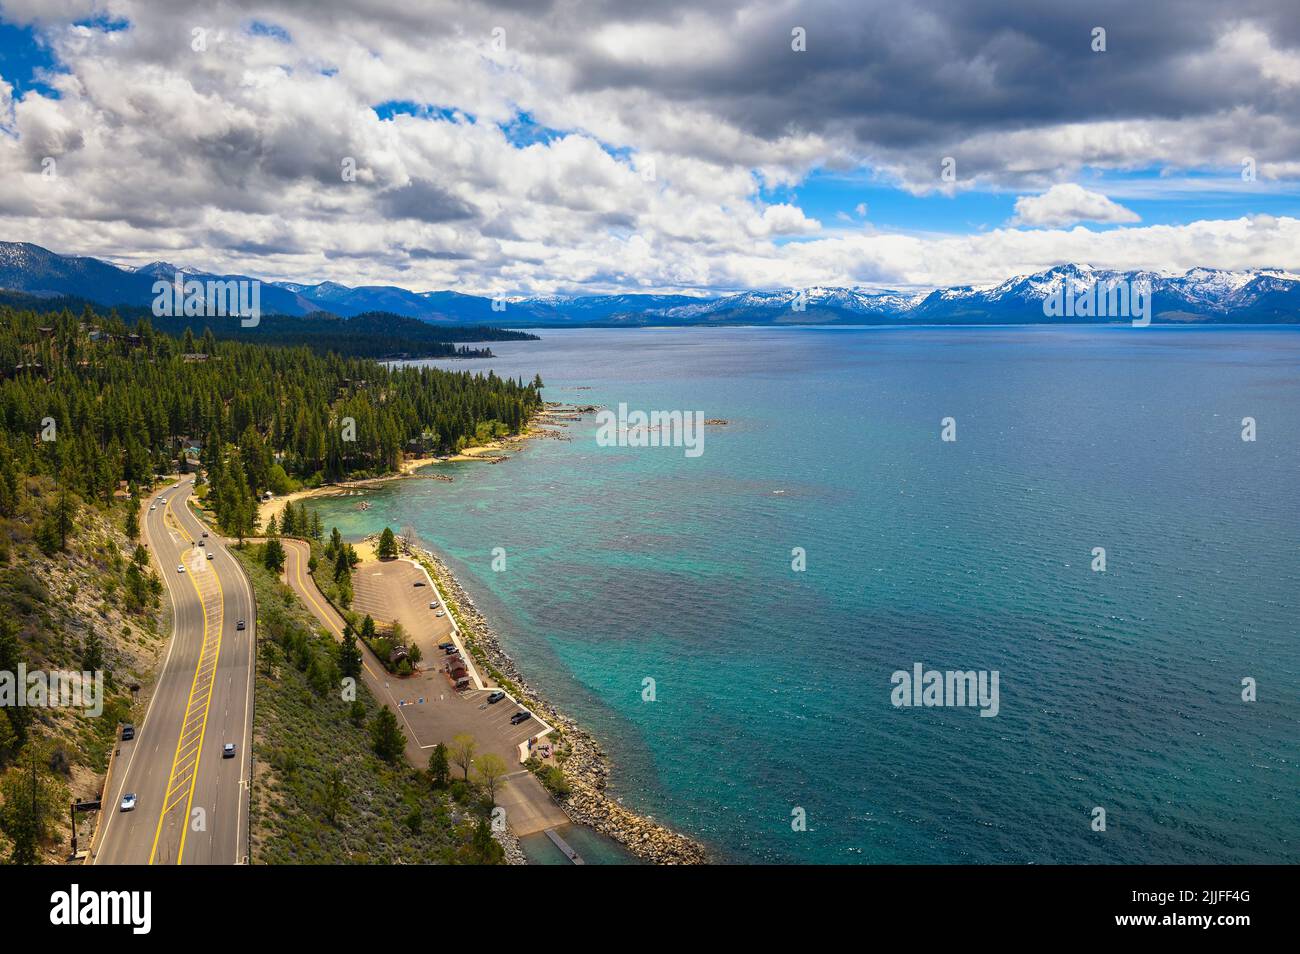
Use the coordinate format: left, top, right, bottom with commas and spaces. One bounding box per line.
177, 564, 186, 573
150, 505, 157, 511
206, 552, 214, 561
120, 793, 137, 812
435, 610, 445, 617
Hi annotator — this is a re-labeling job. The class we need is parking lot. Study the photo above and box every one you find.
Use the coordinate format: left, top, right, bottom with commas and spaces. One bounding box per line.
283, 542, 568, 835
349, 557, 550, 759
350, 559, 456, 662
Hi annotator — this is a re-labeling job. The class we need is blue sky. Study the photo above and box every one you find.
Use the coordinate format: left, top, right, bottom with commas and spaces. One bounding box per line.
765, 167, 1300, 237
0, 21, 57, 97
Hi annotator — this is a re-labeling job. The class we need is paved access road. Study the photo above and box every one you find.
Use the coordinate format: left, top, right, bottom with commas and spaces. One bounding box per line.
93, 479, 255, 865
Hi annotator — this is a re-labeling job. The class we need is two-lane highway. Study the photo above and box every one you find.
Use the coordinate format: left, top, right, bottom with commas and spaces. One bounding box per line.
93, 478, 255, 865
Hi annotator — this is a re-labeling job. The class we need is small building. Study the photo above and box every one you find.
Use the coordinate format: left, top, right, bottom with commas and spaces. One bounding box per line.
445, 657, 470, 689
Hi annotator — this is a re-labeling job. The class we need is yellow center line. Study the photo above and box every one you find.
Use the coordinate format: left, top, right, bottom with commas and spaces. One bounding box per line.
148, 492, 224, 865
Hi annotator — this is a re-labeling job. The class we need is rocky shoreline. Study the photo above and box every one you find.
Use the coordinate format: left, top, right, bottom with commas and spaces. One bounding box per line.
494, 821, 528, 865
401, 540, 708, 865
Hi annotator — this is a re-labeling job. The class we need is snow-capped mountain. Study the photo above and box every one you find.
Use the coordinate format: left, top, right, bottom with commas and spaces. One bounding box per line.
1, 241, 1296, 325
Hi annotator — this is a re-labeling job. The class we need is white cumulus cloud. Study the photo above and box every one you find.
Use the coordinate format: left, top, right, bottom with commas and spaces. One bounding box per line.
1010, 184, 1140, 228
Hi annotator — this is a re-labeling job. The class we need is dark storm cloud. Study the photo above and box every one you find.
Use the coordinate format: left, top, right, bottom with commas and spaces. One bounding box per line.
561, 0, 1300, 165
406, 247, 473, 260
377, 178, 478, 222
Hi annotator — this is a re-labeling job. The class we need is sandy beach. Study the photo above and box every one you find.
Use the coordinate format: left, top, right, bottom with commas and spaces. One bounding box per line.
257, 452, 435, 527
257, 420, 562, 529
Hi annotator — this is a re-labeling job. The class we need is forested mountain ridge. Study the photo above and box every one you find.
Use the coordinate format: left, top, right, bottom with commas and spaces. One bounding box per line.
0, 304, 543, 537
0, 289, 538, 360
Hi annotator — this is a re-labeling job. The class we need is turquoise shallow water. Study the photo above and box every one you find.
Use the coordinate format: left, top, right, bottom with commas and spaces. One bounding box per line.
518, 824, 643, 865
310, 326, 1299, 864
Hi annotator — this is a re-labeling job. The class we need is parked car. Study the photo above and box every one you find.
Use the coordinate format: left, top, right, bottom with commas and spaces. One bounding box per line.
120, 793, 137, 812
510, 711, 532, 725
222, 743, 236, 758
413, 580, 426, 587
435, 610, 445, 617
487, 691, 506, 704
444, 645, 458, 655
437, 642, 455, 650
236, 619, 246, 631
121, 724, 135, 741
429, 601, 439, 609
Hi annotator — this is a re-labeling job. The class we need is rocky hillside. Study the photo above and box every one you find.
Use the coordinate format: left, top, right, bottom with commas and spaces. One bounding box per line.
0, 477, 165, 864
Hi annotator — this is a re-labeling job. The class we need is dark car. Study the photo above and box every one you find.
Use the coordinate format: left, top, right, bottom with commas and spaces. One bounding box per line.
487, 691, 506, 704
222, 743, 236, 758
236, 619, 246, 631
121, 724, 135, 741
413, 580, 426, 587
509, 711, 532, 725
444, 645, 458, 655
437, 642, 455, 651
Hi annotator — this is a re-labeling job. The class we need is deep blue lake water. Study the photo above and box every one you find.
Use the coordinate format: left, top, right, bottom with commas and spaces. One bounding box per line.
310, 326, 1299, 863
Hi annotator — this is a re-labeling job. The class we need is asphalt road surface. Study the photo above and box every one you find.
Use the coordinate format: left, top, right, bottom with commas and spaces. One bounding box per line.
93, 479, 255, 865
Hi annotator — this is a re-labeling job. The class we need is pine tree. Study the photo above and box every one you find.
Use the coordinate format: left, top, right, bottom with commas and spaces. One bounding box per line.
263, 538, 286, 573
370, 707, 404, 763
80, 630, 104, 678
428, 743, 450, 788
339, 626, 363, 679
